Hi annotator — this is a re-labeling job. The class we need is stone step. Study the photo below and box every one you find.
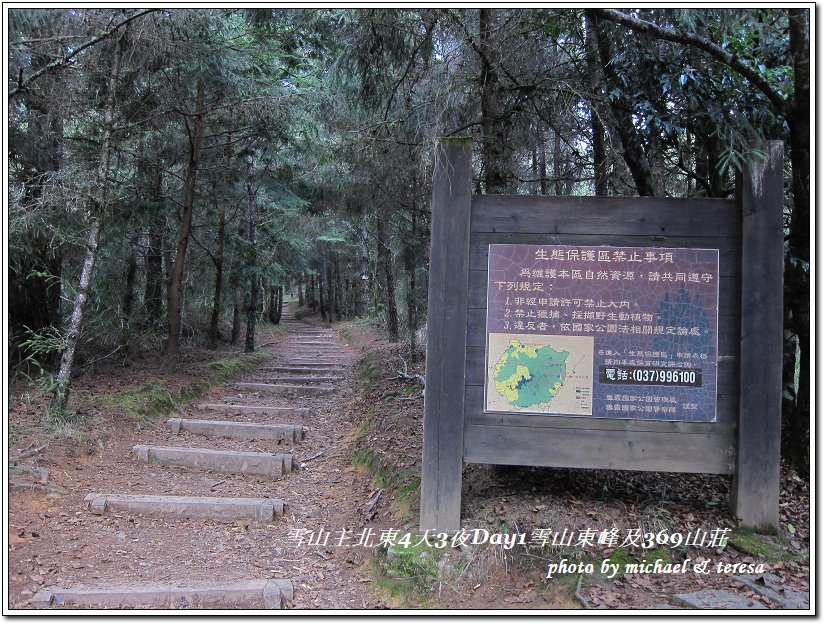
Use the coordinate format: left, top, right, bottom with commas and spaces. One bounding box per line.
258, 375, 342, 384
197, 404, 310, 417
287, 348, 338, 353
168, 418, 304, 442
286, 360, 343, 367
263, 366, 342, 374
235, 382, 335, 395
34, 579, 293, 609
84, 493, 284, 521
286, 334, 334, 347
133, 445, 293, 476
733, 573, 810, 609
672, 589, 768, 610
272, 361, 343, 367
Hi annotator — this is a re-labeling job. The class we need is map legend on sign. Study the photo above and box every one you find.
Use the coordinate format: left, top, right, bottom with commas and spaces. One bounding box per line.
485, 333, 594, 415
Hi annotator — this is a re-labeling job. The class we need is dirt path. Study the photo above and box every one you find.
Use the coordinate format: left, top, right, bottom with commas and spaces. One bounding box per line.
8, 314, 386, 610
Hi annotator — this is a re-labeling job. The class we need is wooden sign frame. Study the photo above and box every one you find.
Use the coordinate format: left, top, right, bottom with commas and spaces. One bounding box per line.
420, 138, 783, 532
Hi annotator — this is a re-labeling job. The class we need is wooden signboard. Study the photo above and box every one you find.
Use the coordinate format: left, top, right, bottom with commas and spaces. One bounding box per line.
421, 138, 783, 532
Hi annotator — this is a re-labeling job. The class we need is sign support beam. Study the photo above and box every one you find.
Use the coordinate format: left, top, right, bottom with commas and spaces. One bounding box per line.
420, 138, 472, 532
731, 141, 784, 530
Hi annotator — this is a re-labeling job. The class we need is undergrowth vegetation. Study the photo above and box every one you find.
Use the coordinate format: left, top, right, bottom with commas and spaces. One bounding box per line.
102, 349, 270, 424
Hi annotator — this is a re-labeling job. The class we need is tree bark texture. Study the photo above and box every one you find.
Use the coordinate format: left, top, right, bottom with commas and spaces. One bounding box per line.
377, 214, 399, 341
589, 13, 656, 196
244, 151, 259, 353
208, 135, 231, 348
120, 238, 138, 350
318, 266, 326, 320
52, 34, 125, 414
164, 80, 206, 363
783, 8, 810, 474
479, 8, 512, 194
584, 13, 609, 197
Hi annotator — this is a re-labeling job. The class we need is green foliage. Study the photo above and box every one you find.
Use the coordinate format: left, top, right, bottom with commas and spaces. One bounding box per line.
14, 326, 65, 379
395, 476, 421, 503
101, 380, 178, 422
727, 528, 802, 563
7, 7, 807, 469
353, 448, 376, 471
374, 541, 442, 606
605, 546, 636, 568
355, 353, 379, 389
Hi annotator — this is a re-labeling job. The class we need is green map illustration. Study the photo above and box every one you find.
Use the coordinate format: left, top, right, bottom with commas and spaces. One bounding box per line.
493, 340, 569, 407
486, 334, 594, 415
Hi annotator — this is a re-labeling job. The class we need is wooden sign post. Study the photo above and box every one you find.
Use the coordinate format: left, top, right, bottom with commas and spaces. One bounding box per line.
421, 139, 784, 532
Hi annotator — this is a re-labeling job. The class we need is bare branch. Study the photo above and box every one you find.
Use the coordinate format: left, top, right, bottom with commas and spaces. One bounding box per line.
9, 9, 157, 100
589, 8, 788, 114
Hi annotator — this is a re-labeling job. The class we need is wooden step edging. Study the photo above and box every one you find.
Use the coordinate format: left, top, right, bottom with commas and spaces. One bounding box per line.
263, 366, 342, 374
197, 404, 310, 417
33, 579, 293, 609
84, 493, 285, 521
234, 382, 335, 395
168, 418, 304, 442
257, 376, 342, 384
132, 445, 293, 476
269, 363, 343, 370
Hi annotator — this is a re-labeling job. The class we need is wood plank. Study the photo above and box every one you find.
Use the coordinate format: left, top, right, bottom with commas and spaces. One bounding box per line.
732, 142, 784, 529
469, 236, 742, 276
462, 423, 736, 474
464, 385, 739, 426
420, 138, 472, 532
470, 195, 740, 237
465, 410, 736, 435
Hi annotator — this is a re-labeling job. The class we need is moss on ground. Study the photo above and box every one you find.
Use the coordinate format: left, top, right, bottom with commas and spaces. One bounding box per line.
373, 540, 444, 607
728, 527, 801, 563
103, 349, 270, 422
102, 379, 178, 421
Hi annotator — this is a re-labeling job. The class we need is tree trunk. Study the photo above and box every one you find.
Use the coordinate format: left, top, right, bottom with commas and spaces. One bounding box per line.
377, 214, 399, 341
120, 238, 138, 351
51, 34, 124, 416
244, 150, 259, 353
357, 227, 371, 317
231, 282, 243, 344
164, 81, 205, 363
208, 135, 231, 349
783, 8, 810, 474
538, 122, 548, 195
325, 263, 334, 325
585, 13, 609, 197
297, 277, 304, 307
308, 272, 316, 310
589, 12, 656, 196
479, 8, 511, 194
317, 266, 326, 320
553, 127, 563, 195
404, 211, 418, 363
274, 286, 283, 324
584, 15, 610, 197
333, 258, 342, 321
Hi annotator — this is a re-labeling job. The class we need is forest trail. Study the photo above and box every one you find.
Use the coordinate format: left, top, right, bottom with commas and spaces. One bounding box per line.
9, 312, 386, 610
